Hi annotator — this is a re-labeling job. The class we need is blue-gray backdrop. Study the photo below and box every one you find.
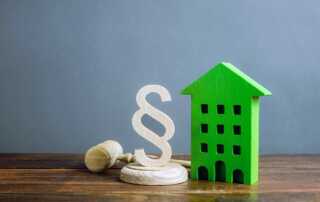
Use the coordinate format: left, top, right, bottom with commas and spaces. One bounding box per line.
0, 0, 319, 154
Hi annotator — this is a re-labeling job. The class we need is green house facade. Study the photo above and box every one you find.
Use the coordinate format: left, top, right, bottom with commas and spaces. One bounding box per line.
181, 62, 271, 184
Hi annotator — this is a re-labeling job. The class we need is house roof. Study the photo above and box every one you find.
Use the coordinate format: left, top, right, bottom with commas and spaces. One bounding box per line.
181, 62, 272, 96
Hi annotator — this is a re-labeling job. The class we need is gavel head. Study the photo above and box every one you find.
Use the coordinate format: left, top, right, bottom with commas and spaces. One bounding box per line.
85, 140, 123, 173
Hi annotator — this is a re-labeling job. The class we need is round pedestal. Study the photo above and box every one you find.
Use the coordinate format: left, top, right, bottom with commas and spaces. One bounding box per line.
120, 163, 188, 185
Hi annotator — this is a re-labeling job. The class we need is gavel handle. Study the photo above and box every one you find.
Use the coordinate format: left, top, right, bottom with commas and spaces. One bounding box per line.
170, 158, 190, 168
149, 155, 191, 168
118, 153, 191, 168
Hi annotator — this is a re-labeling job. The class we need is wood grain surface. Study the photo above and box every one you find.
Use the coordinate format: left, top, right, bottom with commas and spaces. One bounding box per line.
0, 154, 320, 201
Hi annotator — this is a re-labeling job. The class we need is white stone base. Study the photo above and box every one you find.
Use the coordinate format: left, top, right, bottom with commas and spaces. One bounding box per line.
120, 162, 188, 185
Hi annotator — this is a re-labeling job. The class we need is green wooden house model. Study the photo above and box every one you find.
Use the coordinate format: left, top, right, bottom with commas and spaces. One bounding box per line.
181, 62, 271, 184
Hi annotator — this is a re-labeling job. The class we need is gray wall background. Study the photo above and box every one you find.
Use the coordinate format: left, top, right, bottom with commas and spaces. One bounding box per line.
0, 0, 319, 154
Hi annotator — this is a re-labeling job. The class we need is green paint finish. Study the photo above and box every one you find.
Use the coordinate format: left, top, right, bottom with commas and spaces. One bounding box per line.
181, 62, 271, 185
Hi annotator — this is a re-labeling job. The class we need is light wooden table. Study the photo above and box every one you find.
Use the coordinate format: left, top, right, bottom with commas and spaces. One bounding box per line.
0, 154, 319, 201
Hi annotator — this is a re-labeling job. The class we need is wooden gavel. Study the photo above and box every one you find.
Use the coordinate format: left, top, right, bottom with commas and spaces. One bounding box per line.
85, 140, 190, 173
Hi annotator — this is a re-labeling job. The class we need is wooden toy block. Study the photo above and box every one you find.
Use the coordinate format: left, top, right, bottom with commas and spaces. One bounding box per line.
181, 62, 271, 185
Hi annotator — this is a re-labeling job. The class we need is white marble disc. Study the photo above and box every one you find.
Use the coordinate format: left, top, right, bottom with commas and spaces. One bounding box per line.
120, 162, 188, 185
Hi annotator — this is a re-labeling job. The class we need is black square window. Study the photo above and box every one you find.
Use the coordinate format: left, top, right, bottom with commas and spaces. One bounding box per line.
217, 144, 224, 154
233, 125, 241, 135
201, 143, 208, 153
233, 105, 241, 115
233, 145, 241, 155
201, 124, 208, 133
217, 124, 224, 134
201, 104, 208, 114
217, 105, 225, 114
